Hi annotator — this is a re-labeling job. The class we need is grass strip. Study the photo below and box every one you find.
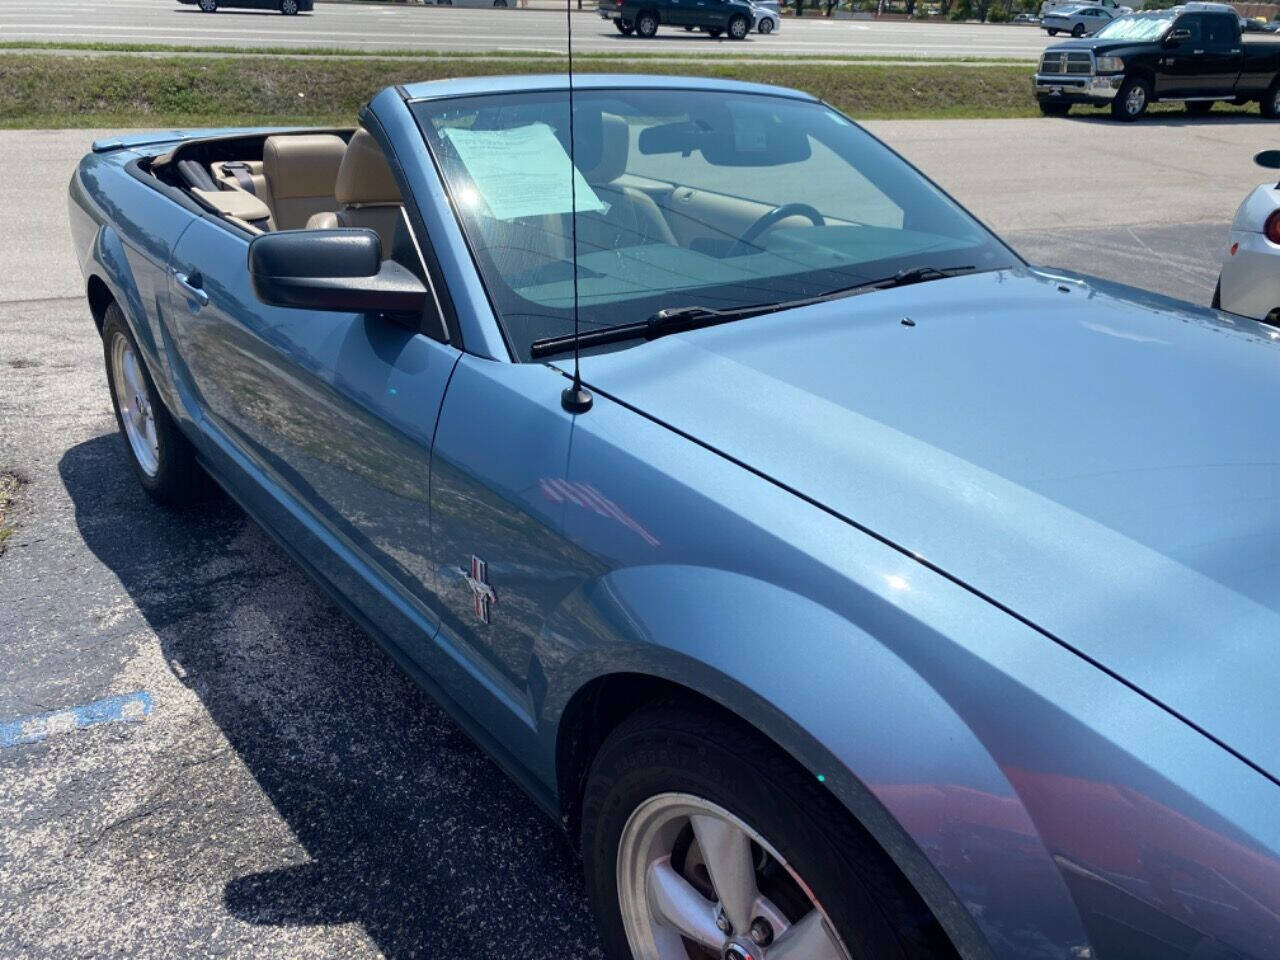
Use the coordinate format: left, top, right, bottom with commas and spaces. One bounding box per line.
0, 471, 26, 556
1, 52, 1043, 126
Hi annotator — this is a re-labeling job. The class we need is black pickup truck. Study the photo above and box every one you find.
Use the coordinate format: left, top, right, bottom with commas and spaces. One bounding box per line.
1034, 2, 1280, 120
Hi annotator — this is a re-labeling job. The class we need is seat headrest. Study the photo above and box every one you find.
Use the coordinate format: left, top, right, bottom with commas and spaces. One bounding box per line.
335, 129, 402, 207
262, 134, 346, 199
585, 114, 629, 185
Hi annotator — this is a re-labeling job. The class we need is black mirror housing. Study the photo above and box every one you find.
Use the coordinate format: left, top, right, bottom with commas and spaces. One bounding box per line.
249, 228, 428, 317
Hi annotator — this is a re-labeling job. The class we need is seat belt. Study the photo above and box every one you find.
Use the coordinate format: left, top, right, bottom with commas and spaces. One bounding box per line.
220, 161, 257, 196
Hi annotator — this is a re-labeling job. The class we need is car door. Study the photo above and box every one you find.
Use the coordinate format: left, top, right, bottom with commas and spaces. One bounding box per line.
1159, 13, 1208, 97
167, 209, 460, 663
1199, 13, 1245, 95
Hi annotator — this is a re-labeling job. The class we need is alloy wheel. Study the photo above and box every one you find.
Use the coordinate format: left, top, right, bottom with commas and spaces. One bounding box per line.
281, 0, 298, 12
729, 15, 749, 38
759, 18, 773, 32
110, 332, 161, 478
616, 792, 853, 960
1126, 83, 1146, 116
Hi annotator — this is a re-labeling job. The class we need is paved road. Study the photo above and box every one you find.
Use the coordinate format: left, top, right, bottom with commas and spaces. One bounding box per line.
0, 0, 1057, 58
0, 116, 1264, 958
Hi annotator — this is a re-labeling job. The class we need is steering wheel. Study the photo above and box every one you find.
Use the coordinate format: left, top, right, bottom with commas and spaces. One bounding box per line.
727, 203, 825, 258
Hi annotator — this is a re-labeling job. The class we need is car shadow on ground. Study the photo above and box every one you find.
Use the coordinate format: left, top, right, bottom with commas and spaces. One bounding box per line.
59, 432, 603, 960
1061, 109, 1273, 126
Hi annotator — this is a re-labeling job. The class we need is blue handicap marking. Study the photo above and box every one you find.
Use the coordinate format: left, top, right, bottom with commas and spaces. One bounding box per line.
0, 691, 153, 749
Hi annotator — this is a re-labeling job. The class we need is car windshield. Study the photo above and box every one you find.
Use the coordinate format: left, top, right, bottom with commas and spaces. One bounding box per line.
1095, 12, 1172, 39
411, 88, 1019, 360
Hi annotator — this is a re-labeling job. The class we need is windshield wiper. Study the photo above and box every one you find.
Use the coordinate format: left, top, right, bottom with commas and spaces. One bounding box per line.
528, 265, 977, 360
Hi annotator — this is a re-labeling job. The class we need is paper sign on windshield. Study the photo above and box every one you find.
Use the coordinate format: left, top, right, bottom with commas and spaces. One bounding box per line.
444, 123, 605, 221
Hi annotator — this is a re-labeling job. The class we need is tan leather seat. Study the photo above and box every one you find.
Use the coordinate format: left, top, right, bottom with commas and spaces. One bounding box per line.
306, 130, 403, 254
262, 133, 346, 231
576, 114, 677, 254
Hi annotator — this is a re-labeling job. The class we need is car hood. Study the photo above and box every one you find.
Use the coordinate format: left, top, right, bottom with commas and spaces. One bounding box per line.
571, 267, 1280, 779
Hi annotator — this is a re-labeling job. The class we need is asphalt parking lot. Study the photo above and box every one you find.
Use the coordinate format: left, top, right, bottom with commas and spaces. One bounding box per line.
0, 115, 1271, 958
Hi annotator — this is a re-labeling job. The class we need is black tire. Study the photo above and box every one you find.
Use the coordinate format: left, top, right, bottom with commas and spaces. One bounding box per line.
1212, 276, 1222, 309
1038, 100, 1070, 117
1261, 83, 1280, 119
728, 13, 750, 37
615, 18, 634, 33
759, 16, 774, 32
1070, 22, 1085, 36
1046, 27, 1057, 34
634, 10, 659, 35
1112, 76, 1150, 121
101, 304, 208, 507
684, 24, 695, 29
1185, 100, 1213, 115
280, 0, 298, 13
581, 704, 957, 960
706, 25, 722, 35
198, 0, 217, 11
493, 0, 508, 7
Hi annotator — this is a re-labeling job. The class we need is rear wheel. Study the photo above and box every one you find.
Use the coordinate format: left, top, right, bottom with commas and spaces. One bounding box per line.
101, 304, 208, 507
635, 10, 659, 36
1261, 83, 1280, 119
1112, 76, 1150, 120
1038, 100, 1071, 116
582, 704, 957, 960
1070, 22, 1085, 36
1185, 100, 1213, 115
616, 18, 635, 32
706, 25, 722, 35
1046, 27, 1057, 34
728, 13, 750, 37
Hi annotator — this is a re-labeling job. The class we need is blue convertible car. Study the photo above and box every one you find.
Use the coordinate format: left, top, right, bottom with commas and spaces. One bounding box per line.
69, 75, 1280, 960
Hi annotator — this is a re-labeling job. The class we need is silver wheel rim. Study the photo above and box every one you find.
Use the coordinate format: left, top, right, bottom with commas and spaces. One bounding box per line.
1127, 84, 1145, 114
283, 0, 296, 11
761, 19, 772, 32
617, 793, 854, 960
732, 18, 747, 36
110, 332, 161, 478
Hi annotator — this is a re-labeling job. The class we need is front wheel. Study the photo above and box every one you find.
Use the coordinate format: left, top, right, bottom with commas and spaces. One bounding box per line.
1112, 76, 1150, 121
759, 16, 774, 32
616, 18, 635, 32
101, 304, 208, 507
1261, 83, 1280, 119
198, 0, 217, 11
582, 705, 955, 960
728, 13, 750, 37
635, 10, 659, 36
280, 0, 298, 13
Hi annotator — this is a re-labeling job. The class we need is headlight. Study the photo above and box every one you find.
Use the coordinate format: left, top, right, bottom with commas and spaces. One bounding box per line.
1095, 55, 1125, 72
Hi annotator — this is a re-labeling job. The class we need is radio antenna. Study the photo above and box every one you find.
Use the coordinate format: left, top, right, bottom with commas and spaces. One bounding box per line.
560, 0, 592, 413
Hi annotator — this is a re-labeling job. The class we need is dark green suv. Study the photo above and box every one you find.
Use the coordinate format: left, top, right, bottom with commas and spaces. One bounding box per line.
598, 0, 755, 39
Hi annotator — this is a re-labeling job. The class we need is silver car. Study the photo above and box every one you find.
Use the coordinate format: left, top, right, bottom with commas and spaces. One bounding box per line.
1042, 3, 1115, 36
1216, 149, 1280, 323
752, 0, 780, 32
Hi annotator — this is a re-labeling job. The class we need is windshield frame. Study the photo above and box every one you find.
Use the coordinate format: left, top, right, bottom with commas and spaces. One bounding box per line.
409, 84, 1024, 363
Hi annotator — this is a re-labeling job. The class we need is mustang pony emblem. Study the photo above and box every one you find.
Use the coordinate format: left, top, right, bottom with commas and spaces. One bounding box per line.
461, 555, 497, 624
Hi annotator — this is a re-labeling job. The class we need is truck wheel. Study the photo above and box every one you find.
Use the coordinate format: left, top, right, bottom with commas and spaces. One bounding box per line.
1185, 100, 1213, 115
1261, 83, 1280, 119
616, 19, 634, 33
101, 304, 209, 507
1039, 100, 1071, 116
635, 10, 659, 36
1071, 22, 1085, 35
1112, 77, 1150, 121
1046, 27, 1057, 34
728, 13, 749, 37
581, 704, 956, 960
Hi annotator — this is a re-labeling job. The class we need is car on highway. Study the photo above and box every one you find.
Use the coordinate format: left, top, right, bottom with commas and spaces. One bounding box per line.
181, 0, 311, 13
1034, 1, 1280, 118
752, 0, 780, 33
1215, 148, 1280, 323
599, 0, 755, 37
69, 74, 1280, 960
1038, 0, 1127, 18
1041, 4, 1116, 37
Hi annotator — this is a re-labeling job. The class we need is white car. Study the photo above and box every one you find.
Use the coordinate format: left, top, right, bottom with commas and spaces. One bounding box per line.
1041, 4, 1116, 36
752, 0, 780, 32
1216, 150, 1280, 324
1039, 0, 1128, 15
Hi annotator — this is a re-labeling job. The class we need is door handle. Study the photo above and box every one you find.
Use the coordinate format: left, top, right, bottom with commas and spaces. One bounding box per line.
174, 270, 209, 308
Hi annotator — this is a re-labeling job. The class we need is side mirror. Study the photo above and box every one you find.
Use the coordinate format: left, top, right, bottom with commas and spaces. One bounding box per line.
1255, 149, 1280, 169
1165, 27, 1191, 43
248, 228, 428, 317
